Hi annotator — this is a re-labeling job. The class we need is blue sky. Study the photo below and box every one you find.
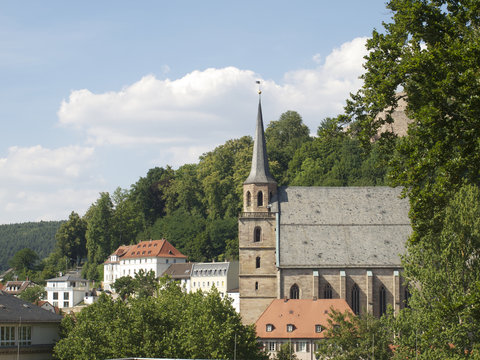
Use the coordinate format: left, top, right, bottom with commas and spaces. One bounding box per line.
0, 1, 392, 224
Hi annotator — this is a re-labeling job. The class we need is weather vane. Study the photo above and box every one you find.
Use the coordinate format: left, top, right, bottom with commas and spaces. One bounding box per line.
256, 80, 262, 95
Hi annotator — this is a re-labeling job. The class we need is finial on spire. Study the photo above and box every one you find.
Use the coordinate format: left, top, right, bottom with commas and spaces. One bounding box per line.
256, 80, 262, 95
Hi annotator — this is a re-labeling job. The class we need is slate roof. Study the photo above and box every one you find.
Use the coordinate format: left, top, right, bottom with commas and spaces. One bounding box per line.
0, 291, 63, 323
46, 274, 88, 282
256, 299, 352, 339
274, 186, 411, 268
163, 263, 193, 279
244, 99, 276, 185
192, 261, 233, 276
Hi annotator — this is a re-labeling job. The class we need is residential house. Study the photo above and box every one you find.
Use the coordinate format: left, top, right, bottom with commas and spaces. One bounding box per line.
256, 298, 352, 360
103, 239, 187, 292
190, 261, 239, 299
0, 290, 63, 360
162, 263, 193, 292
45, 274, 90, 309
3, 281, 36, 296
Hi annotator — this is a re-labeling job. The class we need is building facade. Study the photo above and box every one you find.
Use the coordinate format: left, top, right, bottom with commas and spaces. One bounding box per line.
0, 291, 63, 360
239, 99, 411, 324
45, 274, 90, 309
256, 298, 352, 360
103, 239, 187, 292
190, 261, 239, 298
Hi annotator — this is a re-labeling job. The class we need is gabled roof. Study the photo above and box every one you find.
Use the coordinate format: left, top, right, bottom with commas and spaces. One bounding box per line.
255, 299, 352, 339
274, 186, 411, 268
106, 239, 187, 263
3, 280, 35, 295
0, 291, 63, 323
163, 263, 193, 279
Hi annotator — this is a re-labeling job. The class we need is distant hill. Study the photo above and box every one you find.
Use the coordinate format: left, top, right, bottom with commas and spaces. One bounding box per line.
0, 221, 64, 271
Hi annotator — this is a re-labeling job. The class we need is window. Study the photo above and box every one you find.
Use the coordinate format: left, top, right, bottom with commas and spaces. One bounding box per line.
268, 342, 276, 351
324, 283, 332, 299
257, 191, 263, 206
379, 286, 387, 316
255, 281, 259, 291
351, 284, 360, 315
64, 292, 69, 300
1, 326, 15, 346
297, 341, 307, 352
290, 284, 299, 299
254, 227, 261, 242
53, 301, 58, 307
63, 301, 69, 308
18, 326, 31, 346
286, 324, 294, 332
53, 292, 58, 300
246, 191, 251, 207
256, 256, 261, 268
315, 325, 322, 333
266, 324, 273, 332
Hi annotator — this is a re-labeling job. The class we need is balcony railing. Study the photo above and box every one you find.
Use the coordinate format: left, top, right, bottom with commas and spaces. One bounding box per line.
239, 212, 276, 219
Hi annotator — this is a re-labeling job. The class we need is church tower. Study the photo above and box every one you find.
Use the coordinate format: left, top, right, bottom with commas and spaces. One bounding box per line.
239, 95, 278, 324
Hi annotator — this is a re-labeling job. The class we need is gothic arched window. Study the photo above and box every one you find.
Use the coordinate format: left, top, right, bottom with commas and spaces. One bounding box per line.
290, 284, 299, 299
246, 191, 251, 207
379, 286, 387, 316
257, 191, 263, 207
254, 227, 261, 242
351, 284, 360, 315
404, 286, 411, 309
256, 256, 261, 268
324, 283, 333, 299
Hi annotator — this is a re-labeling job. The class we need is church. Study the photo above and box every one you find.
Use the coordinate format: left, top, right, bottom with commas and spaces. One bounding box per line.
239, 98, 411, 324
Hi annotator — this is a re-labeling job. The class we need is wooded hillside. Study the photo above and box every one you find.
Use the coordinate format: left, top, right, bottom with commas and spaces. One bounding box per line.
0, 221, 63, 271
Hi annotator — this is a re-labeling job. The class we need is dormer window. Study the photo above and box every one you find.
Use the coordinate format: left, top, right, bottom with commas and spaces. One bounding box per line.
315, 325, 323, 333
266, 324, 274, 332
286, 324, 294, 332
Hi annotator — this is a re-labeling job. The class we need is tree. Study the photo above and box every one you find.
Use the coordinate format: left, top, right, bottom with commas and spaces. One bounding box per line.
54, 278, 267, 360
275, 341, 298, 360
343, 1, 480, 357
111, 187, 144, 248
8, 248, 39, 273
315, 309, 393, 360
84, 192, 114, 280
54, 211, 87, 267
18, 285, 46, 303
112, 276, 135, 301
265, 110, 311, 184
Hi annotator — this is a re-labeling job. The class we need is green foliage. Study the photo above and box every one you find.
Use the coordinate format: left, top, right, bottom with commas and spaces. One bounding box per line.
54, 211, 87, 266
265, 110, 311, 185
8, 248, 39, 273
54, 279, 267, 360
288, 117, 389, 186
275, 341, 298, 360
18, 285, 46, 303
113, 269, 159, 300
0, 221, 62, 271
315, 309, 393, 360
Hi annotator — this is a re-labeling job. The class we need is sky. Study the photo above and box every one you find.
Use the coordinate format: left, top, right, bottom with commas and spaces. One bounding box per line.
0, 1, 393, 225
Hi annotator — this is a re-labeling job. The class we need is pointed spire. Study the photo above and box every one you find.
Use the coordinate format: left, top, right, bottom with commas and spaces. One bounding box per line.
244, 95, 276, 185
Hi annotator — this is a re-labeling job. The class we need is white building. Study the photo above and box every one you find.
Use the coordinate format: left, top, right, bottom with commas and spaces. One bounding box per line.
0, 291, 63, 360
103, 239, 187, 292
162, 263, 193, 292
45, 274, 90, 309
190, 261, 239, 299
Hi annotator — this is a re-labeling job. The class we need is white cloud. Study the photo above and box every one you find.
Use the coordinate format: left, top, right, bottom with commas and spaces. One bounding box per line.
0, 145, 100, 223
58, 37, 368, 161
1, 37, 370, 224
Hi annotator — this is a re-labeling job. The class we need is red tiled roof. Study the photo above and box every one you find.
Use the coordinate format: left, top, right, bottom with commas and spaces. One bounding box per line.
105, 239, 187, 263
256, 299, 352, 339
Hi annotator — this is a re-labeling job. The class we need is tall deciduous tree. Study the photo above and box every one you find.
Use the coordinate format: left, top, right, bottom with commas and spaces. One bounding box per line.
54, 278, 267, 360
54, 211, 87, 267
265, 110, 311, 184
